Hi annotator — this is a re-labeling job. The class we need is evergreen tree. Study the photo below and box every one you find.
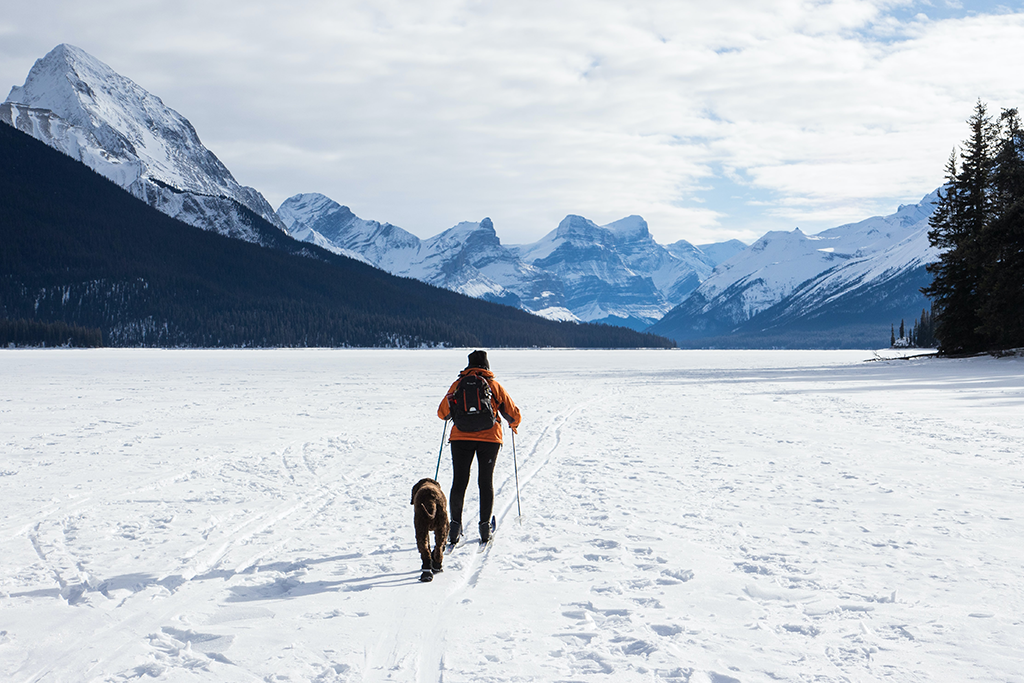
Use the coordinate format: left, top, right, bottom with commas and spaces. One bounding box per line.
923, 101, 996, 353
911, 307, 937, 348
977, 108, 1024, 348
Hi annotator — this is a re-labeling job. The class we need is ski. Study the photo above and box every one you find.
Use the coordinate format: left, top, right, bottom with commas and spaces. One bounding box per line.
446, 516, 496, 554
445, 535, 464, 554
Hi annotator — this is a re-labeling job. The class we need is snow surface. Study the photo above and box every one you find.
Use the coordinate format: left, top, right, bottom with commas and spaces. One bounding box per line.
2, 349, 1023, 682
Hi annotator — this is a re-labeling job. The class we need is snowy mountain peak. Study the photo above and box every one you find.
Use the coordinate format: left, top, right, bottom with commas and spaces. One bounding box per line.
606, 215, 650, 241
8, 44, 168, 131
7, 44, 117, 117
3, 43, 285, 236
749, 228, 811, 255
423, 218, 504, 262
695, 239, 748, 265
9, 44, 205, 182
894, 188, 940, 225
439, 217, 497, 240
277, 192, 351, 231
278, 192, 421, 269
554, 215, 606, 241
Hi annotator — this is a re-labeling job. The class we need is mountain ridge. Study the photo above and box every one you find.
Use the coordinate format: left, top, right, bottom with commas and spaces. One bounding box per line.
279, 193, 739, 330
649, 191, 939, 347
2, 43, 943, 348
2, 43, 286, 242
0, 121, 675, 349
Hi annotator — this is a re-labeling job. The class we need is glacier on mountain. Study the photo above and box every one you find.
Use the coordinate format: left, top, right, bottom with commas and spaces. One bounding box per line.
1, 44, 285, 243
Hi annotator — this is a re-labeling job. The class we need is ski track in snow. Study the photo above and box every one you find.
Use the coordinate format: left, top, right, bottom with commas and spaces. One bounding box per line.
1, 348, 1023, 682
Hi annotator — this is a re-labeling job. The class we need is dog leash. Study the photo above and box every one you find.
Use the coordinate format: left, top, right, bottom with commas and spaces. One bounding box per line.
434, 418, 449, 480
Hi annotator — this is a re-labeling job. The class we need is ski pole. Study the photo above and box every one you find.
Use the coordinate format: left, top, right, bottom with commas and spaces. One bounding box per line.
434, 418, 449, 480
512, 428, 522, 517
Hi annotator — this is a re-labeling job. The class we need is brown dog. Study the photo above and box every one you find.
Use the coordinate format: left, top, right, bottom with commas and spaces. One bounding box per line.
410, 477, 449, 583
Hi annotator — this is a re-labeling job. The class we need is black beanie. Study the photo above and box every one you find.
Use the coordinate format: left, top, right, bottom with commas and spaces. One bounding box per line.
467, 350, 490, 369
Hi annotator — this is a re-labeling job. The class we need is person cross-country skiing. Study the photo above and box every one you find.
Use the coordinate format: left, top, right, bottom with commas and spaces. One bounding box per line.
438, 350, 521, 545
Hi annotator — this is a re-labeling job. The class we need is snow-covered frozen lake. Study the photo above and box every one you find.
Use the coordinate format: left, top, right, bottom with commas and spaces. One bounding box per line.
2, 348, 1023, 682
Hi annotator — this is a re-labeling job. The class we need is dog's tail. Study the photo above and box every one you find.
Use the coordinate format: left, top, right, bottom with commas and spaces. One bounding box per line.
418, 500, 437, 520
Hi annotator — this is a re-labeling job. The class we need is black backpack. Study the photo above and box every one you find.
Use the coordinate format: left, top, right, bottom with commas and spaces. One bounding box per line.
447, 374, 497, 432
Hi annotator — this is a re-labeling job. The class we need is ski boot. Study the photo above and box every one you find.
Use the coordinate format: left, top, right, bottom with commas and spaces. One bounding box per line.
479, 516, 496, 544
448, 520, 462, 547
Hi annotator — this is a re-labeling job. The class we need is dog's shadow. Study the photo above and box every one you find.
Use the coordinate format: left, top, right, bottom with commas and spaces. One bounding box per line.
222, 548, 428, 602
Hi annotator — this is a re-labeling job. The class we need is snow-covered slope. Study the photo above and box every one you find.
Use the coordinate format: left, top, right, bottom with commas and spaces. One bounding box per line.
515, 215, 672, 327
506, 215, 733, 327
692, 238, 748, 266
278, 192, 418, 267
277, 193, 393, 264
650, 191, 939, 343
1, 44, 286, 243
754, 225, 939, 330
602, 216, 719, 310
412, 218, 571, 315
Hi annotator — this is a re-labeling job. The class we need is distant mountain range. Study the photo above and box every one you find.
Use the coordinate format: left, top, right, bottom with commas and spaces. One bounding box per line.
277, 186, 938, 348
0, 121, 673, 349
650, 193, 939, 347
2, 44, 941, 348
279, 193, 748, 329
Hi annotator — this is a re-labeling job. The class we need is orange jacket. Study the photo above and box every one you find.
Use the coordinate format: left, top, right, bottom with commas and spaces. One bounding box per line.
438, 368, 521, 444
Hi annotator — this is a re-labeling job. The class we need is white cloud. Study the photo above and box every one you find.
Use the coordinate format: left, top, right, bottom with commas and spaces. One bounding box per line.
2, 0, 1024, 244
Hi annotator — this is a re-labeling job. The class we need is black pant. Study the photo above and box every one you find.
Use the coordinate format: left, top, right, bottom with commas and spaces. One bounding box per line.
449, 440, 501, 525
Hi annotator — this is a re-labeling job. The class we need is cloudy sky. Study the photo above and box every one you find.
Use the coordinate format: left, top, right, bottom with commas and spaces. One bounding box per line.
3, 1, 1024, 245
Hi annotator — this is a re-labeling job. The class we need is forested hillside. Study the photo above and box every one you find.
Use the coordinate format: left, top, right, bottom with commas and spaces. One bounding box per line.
0, 124, 673, 349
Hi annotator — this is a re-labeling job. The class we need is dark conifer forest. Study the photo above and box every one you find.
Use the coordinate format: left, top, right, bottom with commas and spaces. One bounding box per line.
0, 124, 674, 349
924, 102, 1024, 354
